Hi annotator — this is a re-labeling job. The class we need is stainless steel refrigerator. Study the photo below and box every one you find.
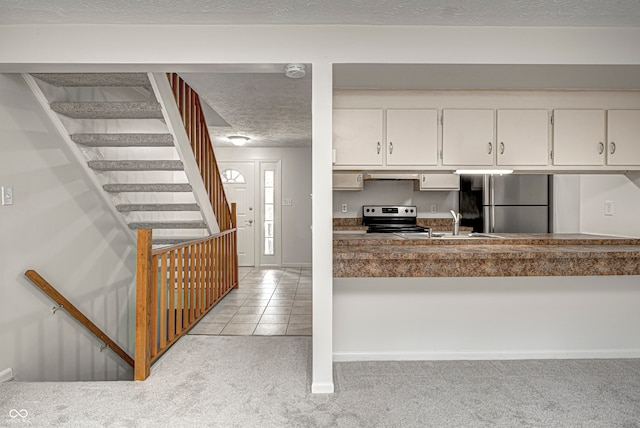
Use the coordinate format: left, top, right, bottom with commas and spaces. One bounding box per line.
459, 174, 551, 233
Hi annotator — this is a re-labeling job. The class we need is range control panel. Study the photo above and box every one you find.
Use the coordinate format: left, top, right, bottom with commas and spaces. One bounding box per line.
362, 205, 417, 218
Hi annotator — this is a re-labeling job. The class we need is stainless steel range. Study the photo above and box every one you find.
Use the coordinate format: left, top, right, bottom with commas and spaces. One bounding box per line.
362, 205, 431, 234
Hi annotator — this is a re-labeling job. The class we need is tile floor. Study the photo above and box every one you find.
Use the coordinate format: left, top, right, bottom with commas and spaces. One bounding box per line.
188, 266, 312, 336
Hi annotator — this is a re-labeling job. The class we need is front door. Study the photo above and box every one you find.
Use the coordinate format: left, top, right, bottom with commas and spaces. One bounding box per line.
219, 162, 256, 267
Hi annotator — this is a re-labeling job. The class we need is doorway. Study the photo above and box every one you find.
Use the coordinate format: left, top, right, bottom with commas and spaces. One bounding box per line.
220, 161, 256, 267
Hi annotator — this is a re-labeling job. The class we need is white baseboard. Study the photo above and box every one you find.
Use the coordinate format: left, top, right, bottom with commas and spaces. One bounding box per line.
0, 368, 15, 383
333, 349, 640, 362
311, 381, 334, 394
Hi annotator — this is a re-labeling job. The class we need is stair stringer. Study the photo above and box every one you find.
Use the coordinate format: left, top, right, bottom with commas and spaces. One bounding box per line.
21, 73, 136, 243
148, 72, 220, 234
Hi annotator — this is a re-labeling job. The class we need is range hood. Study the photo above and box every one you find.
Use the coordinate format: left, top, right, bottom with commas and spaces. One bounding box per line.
363, 173, 420, 181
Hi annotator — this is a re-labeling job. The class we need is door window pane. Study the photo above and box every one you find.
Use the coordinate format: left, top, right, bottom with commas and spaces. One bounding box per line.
265, 187, 274, 204
265, 204, 274, 221
265, 238, 274, 255
265, 170, 274, 187
264, 169, 275, 256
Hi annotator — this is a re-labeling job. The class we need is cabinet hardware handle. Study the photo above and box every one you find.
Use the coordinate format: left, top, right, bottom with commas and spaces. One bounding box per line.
389, 142, 393, 154
598, 142, 604, 154
488, 142, 493, 154
499, 142, 505, 155
357, 174, 362, 182
377, 142, 381, 154
610, 142, 616, 155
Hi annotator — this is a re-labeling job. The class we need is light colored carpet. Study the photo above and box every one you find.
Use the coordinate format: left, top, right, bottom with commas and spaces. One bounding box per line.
1, 336, 639, 427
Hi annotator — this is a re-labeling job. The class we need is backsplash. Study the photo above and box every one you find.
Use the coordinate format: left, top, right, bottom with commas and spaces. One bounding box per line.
333, 180, 458, 218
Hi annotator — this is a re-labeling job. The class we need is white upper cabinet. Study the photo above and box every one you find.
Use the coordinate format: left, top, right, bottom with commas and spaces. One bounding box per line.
333, 109, 383, 166
333, 108, 437, 168
552, 110, 606, 166
607, 110, 640, 166
497, 110, 549, 166
442, 109, 494, 166
386, 109, 438, 166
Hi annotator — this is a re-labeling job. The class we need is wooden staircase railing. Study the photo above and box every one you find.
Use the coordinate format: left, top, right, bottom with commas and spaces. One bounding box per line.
134, 218, 238, 380
167, 73, 232, 231
23, 270, 135, 368
134, 74, 239, 380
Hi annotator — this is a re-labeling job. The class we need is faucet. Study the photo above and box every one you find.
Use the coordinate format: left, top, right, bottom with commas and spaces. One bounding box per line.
450, 210, 462, 236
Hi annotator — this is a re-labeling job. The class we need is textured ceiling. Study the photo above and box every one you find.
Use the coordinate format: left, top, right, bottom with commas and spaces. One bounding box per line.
0, 0, 639, 27
181, 70, 312, 148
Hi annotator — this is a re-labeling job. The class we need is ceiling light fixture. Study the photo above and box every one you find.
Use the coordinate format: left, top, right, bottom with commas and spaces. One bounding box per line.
228, 135, 249, 146
454, 169, 514, 175
284, 63, 306, 79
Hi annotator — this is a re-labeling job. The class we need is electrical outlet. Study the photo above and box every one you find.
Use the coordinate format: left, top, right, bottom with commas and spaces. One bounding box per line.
1, 186, 13, 206
430, 204, 437, 213
604, 200, 614, 216
282, 198, 292, 206
341, 203, 348, 213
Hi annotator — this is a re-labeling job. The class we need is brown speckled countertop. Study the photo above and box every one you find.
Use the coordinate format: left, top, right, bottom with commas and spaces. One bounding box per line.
333, 233, 640, 277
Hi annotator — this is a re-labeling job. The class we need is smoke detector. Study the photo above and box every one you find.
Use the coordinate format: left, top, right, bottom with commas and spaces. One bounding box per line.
284, 63, 306, 79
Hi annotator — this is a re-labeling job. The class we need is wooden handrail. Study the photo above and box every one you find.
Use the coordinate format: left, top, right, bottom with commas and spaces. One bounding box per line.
134, 204, 238, 380
24, 270, 134, 368
167, 73, 234, 232
150, 228, 236, 256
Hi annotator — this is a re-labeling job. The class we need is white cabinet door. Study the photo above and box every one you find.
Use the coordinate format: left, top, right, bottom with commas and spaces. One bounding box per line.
333, 173, 363, 191
442, 109, 494, 166
497, 109, 549, 166
607, 110, 640, 166
416, 174, 460, 191
333, 109, 383, 166
386, 109, 438, 166
552, 110, 605, 166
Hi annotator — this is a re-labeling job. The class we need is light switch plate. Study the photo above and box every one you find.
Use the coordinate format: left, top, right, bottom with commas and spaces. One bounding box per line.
1, 186, 13, 206
341, 203, 348, 213
431, 204, 437, 213
604, 200, 614, 216
282, 198, 292, 206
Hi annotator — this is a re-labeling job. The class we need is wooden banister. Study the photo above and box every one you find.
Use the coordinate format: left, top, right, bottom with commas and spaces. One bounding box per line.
134, 207, 238, 380
167, 73, 233, 232
24, 270, 134, 368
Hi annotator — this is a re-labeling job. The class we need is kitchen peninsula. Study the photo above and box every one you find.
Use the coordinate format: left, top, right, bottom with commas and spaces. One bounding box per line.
333, 233, 640, 277
332, 231, 640, 362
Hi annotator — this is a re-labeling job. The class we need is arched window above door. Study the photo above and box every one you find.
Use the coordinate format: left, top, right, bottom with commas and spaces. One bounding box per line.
221, 168, 246, 184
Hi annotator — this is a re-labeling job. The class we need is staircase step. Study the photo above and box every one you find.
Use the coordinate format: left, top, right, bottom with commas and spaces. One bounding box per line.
51, 102, 163, 119
116, 203, 200, 212
88, 160, 183, 171
71, 133, 174, 147
32, 73, 150, 87
128, 221, 207, 230
103, 183, 193, 193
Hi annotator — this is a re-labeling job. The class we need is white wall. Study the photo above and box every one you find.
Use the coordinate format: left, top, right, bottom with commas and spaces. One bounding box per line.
214, 147, 312, 267
579, 174, 640, 237
552, 175, 581, 233
333, 181, 457, 218
0, 74, 136, 381
334, 276, 640, 361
